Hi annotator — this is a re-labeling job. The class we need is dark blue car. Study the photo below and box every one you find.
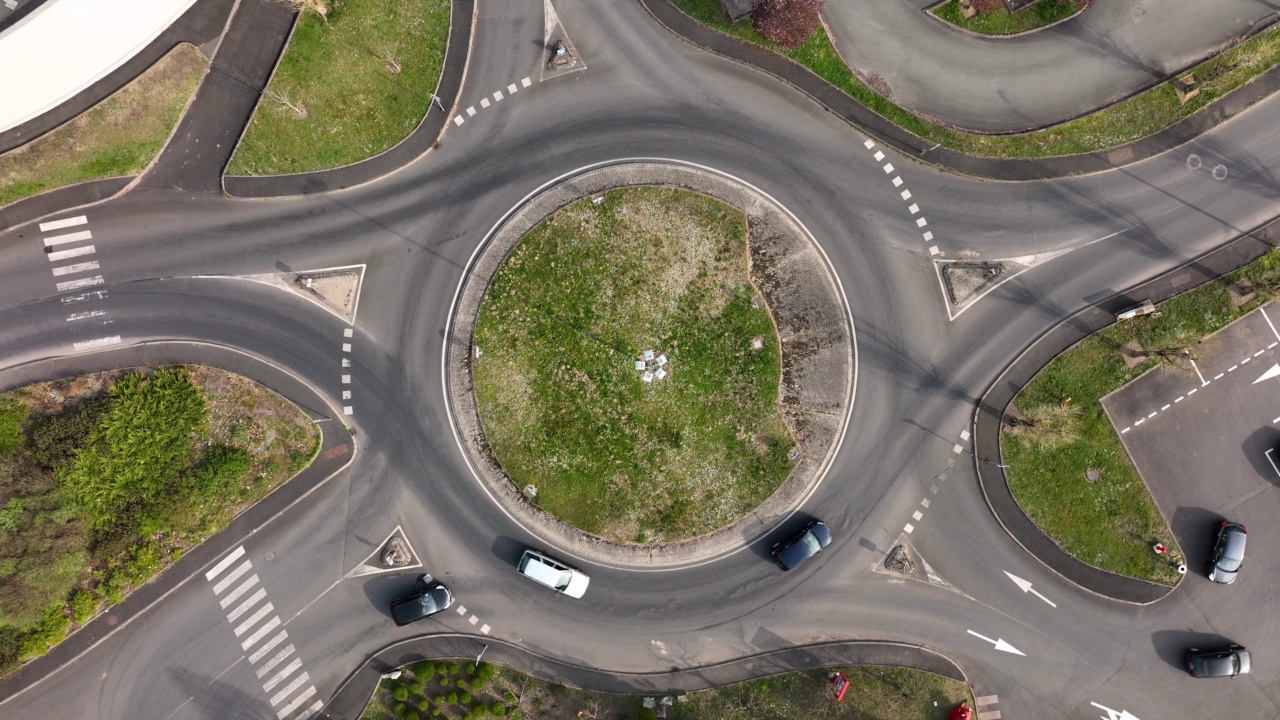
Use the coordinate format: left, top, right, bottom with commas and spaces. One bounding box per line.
772, 520, 832, 570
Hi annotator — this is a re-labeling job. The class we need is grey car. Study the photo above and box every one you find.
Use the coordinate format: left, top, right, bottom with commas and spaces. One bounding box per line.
1208, 521, 1247, 584
390, 575, 453, 626
1186, 645, 1251, 678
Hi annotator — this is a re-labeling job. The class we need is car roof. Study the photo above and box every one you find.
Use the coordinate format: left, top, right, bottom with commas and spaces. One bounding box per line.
519, 550, 589, 597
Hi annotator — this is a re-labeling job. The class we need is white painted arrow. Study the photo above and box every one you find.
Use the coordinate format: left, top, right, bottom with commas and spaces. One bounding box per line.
966, 629, 1025, 656
1254, 363, 1280, 384
1004, 571, 1058, 607
1091, 700, 1141, 720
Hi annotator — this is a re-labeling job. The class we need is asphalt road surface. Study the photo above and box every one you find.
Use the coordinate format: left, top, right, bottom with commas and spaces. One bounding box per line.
1, 0, 1280, 719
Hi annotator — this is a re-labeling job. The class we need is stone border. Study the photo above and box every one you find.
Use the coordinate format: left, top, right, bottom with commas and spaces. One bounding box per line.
444, 161, 855, 568
923, 0, 1086, 40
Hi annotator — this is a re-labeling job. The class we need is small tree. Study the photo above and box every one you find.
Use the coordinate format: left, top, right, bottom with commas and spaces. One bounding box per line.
751, 0, 825, 49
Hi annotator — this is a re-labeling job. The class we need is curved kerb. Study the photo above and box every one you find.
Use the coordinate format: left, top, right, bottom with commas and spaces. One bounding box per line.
443, 159, 857, 570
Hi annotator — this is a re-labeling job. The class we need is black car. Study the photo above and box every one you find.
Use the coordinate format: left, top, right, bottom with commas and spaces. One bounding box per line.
771, 520, 832, 570
389, 575, 454, 627
1208, 521, 1247, 585
1187, 645, 1251, 678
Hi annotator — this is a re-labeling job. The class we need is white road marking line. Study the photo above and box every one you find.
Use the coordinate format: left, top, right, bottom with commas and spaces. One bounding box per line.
213, 560, 253, 594
207, 547, 247, 581
916, 218, 928, 227
453, 116, 464, 126
295, 699, 324, 720
342, 391, 351, 399
61, 289, 108, 304
521, 77, 532, 87
262, 657, 303, 692
276, 685, 316, 718
904, 523, 915, 533
480, 98, 490, 108
873, 151, 885, 161
1261, 306, 1280, 342
883, 163, 894, 173
66, 310, 107, 321
493, 90, 504, 101
47, 244, 96, 261
255, 645, 296, 678
1175, 396, 1184, 403
52, 261, 99, 276
1274, 416, 1280, 424
43, 229, 92, 246
1265, 448, 1280, 480
900, 189, 912, 200
72, 335, 120, 351
1256, 349, 1266, 357
863, 139, 875, 149
907, 204, 919, 214
960, 429, 970, 440
1229, 365, 1238, 372
341, 374, 351, 383
343, 406, 353, 415
226, 588, 268, 623
248, 630, 289, 664
466, 106, 476, 116
1147, 412, 1157, 418
930, 485, 939, 494
270, 672, 310, 706
1214, 373, 1225, 380
481, 624, 491, 634
912, 510, 923, 521
929, 246, 940, 256
233, 603, 275, 637
977, 711, 1001, 720
1242, 357, 1251, 364
39, 215, 88, 231
892, 176, 903, 187
342, 343, 351, 352
1271, 342, 1278, 349
220, 573, 261, 608
456, 605, 466, 615
344, 328, 354, 338
1161, 404, 1170, 411
975, 695, 998, 705
1188, 388, 1199, 394
1191, 357, 1207, 385
507, 83, 518, 93
241, 616, 282, 651
952, 444, 963, 454
1121, 427, 1131, 434
922, 231, 933, 241
1134, 419, 1145, 426
921, 498, 931, 507
468, 615, 479, 625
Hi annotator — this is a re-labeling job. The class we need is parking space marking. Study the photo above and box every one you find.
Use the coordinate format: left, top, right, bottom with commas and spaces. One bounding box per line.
1265, 448, 1280, 480
921, 498, 931, 508
904, 523, 915, 533
892, 176, 903, 187
468, 615, 479, 625
912, 510, 923, 521
883, 163, 895, 173
873, 151, 885, 161
481, 624, 491, 634
1261, 307, 1280, 342
456, 605, 466, 615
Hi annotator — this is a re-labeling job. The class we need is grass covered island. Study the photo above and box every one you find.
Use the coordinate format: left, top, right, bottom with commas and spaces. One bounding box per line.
0, 367, 320, 677
933, 0, 1084, 37
361, 660, 973, 720
471, 187, 795, 544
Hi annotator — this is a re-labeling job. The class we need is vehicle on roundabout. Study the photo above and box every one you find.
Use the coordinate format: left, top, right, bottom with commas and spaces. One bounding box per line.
517, 548, 590, 598
1208, 520, 1247, 584
1186, 645, 1251, 678
771, 520, 832, 571
390, 575, 454, 627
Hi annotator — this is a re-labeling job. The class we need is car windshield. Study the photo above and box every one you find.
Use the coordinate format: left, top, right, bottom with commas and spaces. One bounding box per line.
1198, 654, 1237, 676
1218, 533, 1246, 571
799, 531, 821, 554
553, 571, 573, 591
418, 592, 442, 615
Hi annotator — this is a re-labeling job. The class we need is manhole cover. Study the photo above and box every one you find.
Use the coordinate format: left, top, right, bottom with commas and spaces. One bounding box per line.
1086, 468, 1102, 483
264, 551, 276, 562
1186, 153, 1201, 170
1212, 165, 1229, 180
1133, 6, 1145, 16
107, 615, 118, 626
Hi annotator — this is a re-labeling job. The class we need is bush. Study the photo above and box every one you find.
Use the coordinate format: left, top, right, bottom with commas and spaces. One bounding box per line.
472, 704, 488, 717
19, 602, 71, 658
493, 705, 506, 717
28, 396, 108, 469
504, 692, 517, 703
464, 663, 476, 676
393, 702, 407, 716
433, 695, 445, 705
393, 686, 409, 702
69, 589, 98, 624
432, 710, 441, 717
449, 663, 460, 675
637, 709, 658, 720
439, 677, 450, 688
458, 679, 469, 691
419, 699, 432, 711
411, 682, 425, 695
478, 663, 494, 682
459, 691, 471, 704
447, 691, 458, 704
406, 713, 419, 720
751, 0, 825, 49
414, 660, 436, 681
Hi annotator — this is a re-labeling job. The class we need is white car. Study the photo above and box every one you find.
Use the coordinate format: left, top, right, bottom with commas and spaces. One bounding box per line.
517, 549, 589, 598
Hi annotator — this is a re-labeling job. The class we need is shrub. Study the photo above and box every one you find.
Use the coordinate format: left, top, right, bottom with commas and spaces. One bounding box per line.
447, 691, 458, 704
432, 710, 441, 717
504, 692, 517, 703
419, 699, 432, 711
439, 677, 450, 688
449, 663, 460, 675
470, 675, 487, 691
29, 396, 108, 469
406, 713, 419, 720
637, 709, 658, 720
464, 663, 476, 676
751, 0, 824, 49
472, 704, 488, 717
434, 695, 445, 705
509, 710, 520, 720
478, 664, 494, 682
69, 589, 98, 624
493, 705, 506, 717
459, 691, 471, 704
411, 682, 425, 695
19, 602, 71, 658
458, 679, 469, 691
393, 686, 409, 702
393, 702, 407, 716
414, 660, 436, 680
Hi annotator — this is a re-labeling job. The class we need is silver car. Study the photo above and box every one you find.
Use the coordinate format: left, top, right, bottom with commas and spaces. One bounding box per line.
1208, 521, 1247, 584
517, 549, 589, 598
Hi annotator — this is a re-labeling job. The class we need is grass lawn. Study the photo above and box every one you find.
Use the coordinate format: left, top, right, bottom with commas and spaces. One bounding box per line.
671, 0, 1280, 158
227, 0, 451, 175
0, 366, 320, 678
471, 187, 794, 544
0, 43, 206, 208
933, 0, 1082, 36
1003, 249, 1280, 585
363, 661, 972, 720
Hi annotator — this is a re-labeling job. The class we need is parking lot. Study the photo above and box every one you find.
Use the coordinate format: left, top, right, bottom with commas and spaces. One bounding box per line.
1102, 304, 1280, 675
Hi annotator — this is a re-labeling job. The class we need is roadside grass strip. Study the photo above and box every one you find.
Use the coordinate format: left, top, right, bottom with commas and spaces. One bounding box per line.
1003, 249, 1280, 585
932, 0, 1083, 36
0, 44, 206, 208
229, 0, 451, 175
669, 0, 1280, 159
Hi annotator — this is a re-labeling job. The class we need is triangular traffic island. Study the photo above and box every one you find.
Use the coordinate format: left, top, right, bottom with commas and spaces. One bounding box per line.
873, 542, 923, 581
343, 525, 422, 579
542, 0, 585, 80
941, 261, 1006, 307
240, 263, 366, 324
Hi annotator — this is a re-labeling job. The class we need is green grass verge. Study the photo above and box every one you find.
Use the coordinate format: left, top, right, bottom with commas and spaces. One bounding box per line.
671, 0, 1280, 158
362, 661, 972, 720
227, 0, 450, 175
0, 44, 206, 208
472, 187, 794, 544
0, 367, 320, 678
1004, 249, 1280, 585
933, 0, 1081, 36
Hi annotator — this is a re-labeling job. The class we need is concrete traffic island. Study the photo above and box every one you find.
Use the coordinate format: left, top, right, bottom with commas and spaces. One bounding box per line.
444, 161, 855, 567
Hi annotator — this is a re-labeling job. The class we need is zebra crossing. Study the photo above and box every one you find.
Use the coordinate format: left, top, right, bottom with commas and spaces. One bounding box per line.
205, 546, 323, 720
37, 214, 120, 351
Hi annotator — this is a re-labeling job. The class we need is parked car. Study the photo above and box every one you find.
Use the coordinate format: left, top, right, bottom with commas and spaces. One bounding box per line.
517, 549, 589, 598
771, 520, 832, 571
389, 575, 453, 627
1186, 645, 1251, 678
1208, 521, 1247, 584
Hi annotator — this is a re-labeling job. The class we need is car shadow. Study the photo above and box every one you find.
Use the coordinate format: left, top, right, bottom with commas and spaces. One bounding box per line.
490, 535, 528, 567
361, 573, 421, 621
1171, 506, 1222, 579
1150, 629, 1239, 670
750, 512, 820, 563
1242, 425, 1280, 484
